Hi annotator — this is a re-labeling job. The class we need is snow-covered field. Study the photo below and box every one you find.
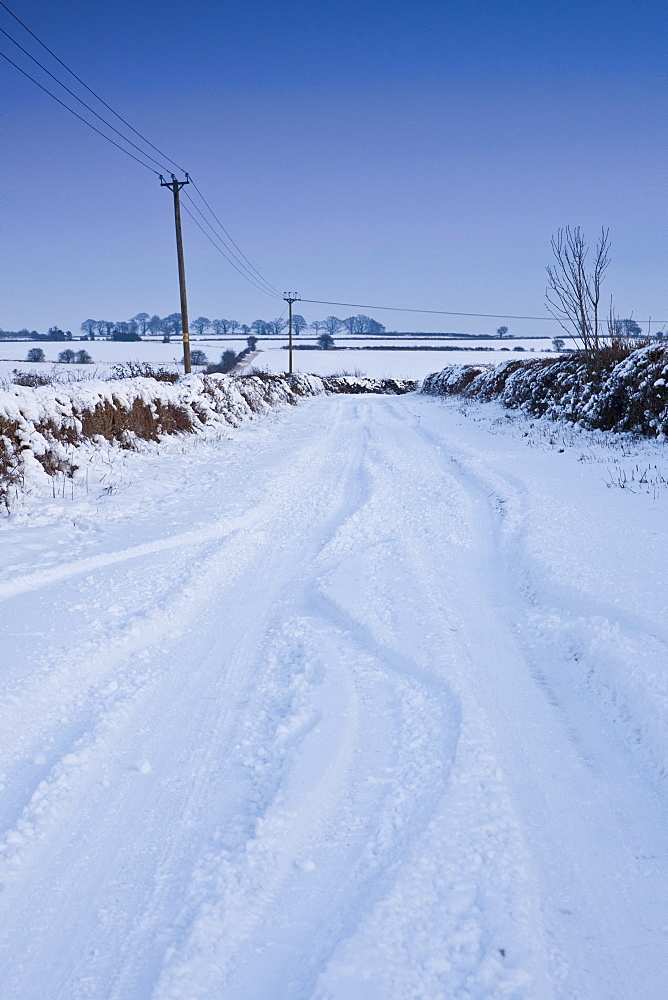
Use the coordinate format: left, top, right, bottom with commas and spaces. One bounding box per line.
254, 347, 553, 380
1, 390, 667, 999
0, 336, 557, 384
0, 339, 249, 379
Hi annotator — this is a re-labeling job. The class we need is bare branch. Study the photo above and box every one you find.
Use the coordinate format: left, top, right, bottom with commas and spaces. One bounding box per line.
545, 226, 611, 360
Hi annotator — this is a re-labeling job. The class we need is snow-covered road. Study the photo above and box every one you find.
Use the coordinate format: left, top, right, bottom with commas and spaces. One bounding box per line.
1, 393, 667, 999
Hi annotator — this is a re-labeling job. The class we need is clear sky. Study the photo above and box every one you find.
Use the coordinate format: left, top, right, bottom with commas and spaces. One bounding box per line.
1, 0, 666, 335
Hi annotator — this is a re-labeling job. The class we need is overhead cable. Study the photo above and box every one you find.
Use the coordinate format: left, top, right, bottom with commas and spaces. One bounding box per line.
182, 190, 280, 297
0, 26, 172, 174
301, 298, 666, 324
301, 298, 563, 321
0, 49, 160, 174
0, 0, 186, 175
0, 0, 281, 296
188, 178, 281, 295
180, 201, 280, 298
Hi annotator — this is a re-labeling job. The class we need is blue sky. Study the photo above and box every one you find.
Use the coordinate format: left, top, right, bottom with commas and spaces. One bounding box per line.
1, 0, 666, 335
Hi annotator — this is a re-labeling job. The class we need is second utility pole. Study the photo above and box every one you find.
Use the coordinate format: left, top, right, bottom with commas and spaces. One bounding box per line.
283, 293, 300, 374
161, 173, 191, 374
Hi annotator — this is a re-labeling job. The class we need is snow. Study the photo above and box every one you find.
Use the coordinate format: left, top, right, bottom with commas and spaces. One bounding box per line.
0, 336, 557, 385
1, 389, 668, 999
423, 344, 668, 437
0, 338, 249, 367
0, 371, 336, 508
254, 347, 555, 380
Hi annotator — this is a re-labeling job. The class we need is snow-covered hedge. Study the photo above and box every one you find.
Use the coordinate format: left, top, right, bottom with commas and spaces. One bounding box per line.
422, 345, 668, 438
0, 371, 416, 508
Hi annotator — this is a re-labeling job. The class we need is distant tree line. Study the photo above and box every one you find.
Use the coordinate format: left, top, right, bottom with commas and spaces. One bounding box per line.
79, 314, 180, 342
1, 326, 74, 340
0, 328, 42, 339
3, 309, 658, 348
71, 312, 389, 342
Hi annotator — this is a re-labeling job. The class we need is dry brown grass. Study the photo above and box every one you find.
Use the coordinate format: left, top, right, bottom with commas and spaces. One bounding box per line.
0, 415, 23, 507
0, 371, 418, 509
1, 396, 194, 508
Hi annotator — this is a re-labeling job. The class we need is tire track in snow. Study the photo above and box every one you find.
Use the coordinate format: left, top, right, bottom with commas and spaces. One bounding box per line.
154, 396, 551, 1000
0, 400, 386, 1000
307, 397, 550, 999
0, 405, 364, 989
401, 396, 668, 1000
3, 393, 667, 999
148, 414, 383, 998
0, 517, 253, 602
395, 400, 668, 773
0, 404, 345, 779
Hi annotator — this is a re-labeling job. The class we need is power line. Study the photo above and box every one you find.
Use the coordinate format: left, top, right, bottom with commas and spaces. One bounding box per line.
182, 190, 280, 297
13, 0, 648, 325
188, 178, 281, 295
0, 49, 160, 174
0, 0, 186, 175
300, 298, 561, 321
180, 200, 281, 298
0, 25, 172, 174
300, 298, 666, 324
0, 1, 281, 296
1, 39, 283, 298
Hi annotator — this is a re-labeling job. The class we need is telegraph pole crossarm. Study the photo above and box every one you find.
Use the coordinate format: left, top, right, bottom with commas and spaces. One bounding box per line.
283, 292, 301, 375
160, 173, 192, 374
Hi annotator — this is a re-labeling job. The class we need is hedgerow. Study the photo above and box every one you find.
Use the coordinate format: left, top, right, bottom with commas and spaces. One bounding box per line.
422, 346, 668, 438
0, 371, 416, 509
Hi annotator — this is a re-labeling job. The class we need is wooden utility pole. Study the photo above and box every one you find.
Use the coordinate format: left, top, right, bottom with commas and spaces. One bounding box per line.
283, 293, 300, 374
160, 173, 191, 374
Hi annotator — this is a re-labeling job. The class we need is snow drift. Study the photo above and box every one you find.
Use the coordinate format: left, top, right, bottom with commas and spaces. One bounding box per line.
0, 371, 416, 508
422, 344, 668, 437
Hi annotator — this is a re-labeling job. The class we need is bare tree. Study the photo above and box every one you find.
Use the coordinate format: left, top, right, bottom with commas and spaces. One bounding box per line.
132, 313, 150, 336
292, 314, 307, 336
340, 314, 382, 335
318, 332, 335, 350
228, 320, 240, 336
80, 318, 97, 339
546, 226, 610, 359
496, 325, 508, 339
267, 317, 287, 336
162, 313, 182, 343
97, 320, 115, 339
323, 316, 341, 337
148, 315, 163, 336
310, 319, 324, 336
190, 316, 211, 337
250, 319, 268, 337
622, 318, 642, 338
354, 314, 376, 334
